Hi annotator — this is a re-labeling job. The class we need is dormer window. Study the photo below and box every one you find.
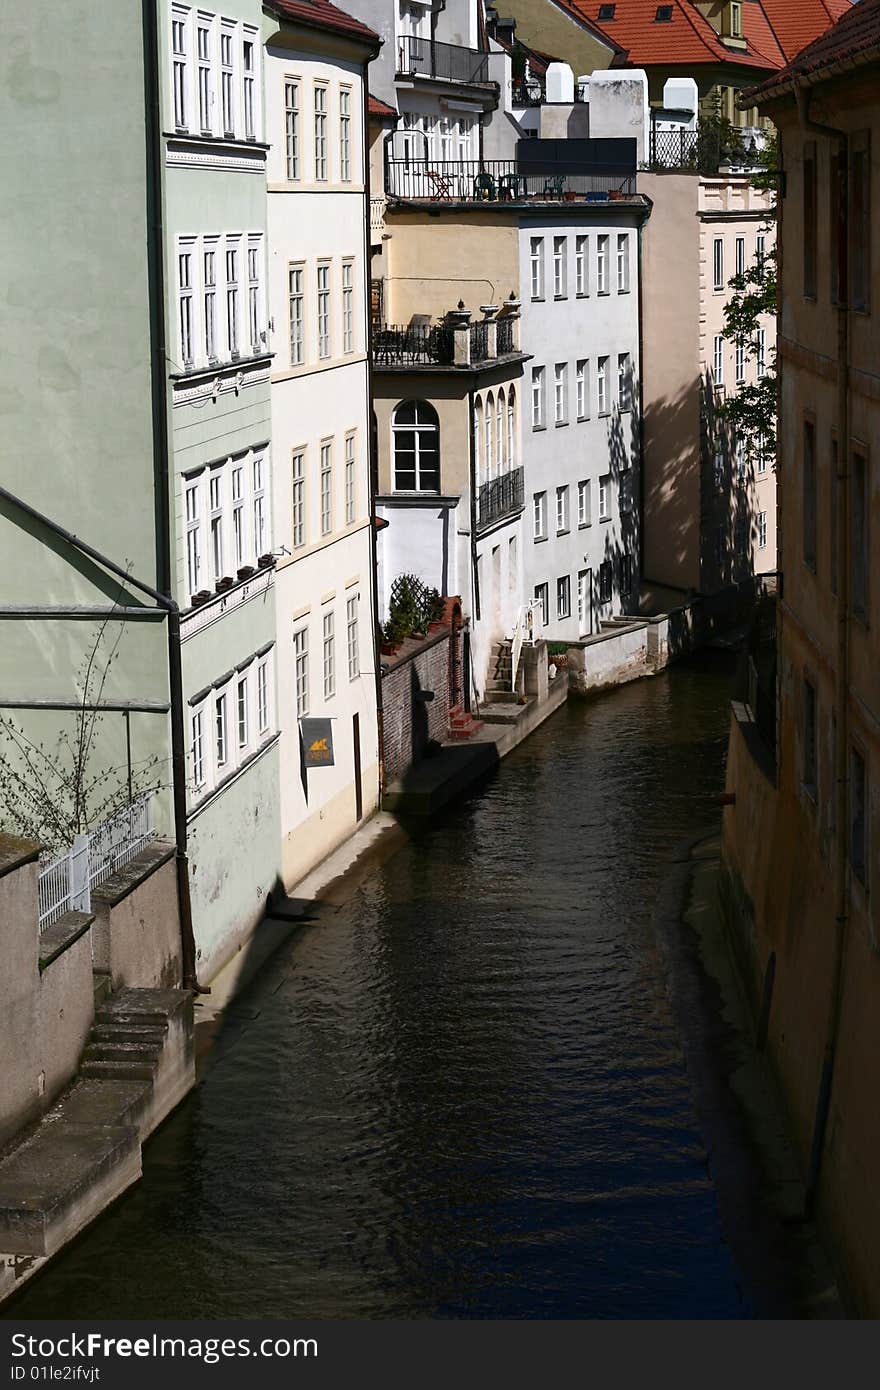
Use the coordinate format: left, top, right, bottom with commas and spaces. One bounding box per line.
598, 3, 616, 19
655, 5, 672, 19
726, 1, 743, 38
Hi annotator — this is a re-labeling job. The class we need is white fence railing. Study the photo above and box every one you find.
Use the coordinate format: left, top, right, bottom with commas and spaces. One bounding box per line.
510, 600, 545, 694
37, 793, 156, 932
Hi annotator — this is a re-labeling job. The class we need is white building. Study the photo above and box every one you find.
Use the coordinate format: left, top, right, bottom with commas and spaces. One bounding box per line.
264, 1, 382, 888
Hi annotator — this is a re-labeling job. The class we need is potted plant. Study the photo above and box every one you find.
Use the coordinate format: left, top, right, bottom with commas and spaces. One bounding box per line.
191, 590, 212, 608
215, 575, 235, 593
257, 552, 275, 570
237, 564, 255, 581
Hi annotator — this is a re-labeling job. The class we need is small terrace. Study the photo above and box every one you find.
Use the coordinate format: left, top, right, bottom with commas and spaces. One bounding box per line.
385, 138, 639, 205
647, 125, 767, 176
372, 300, 522, 372
396, 35, 494, 89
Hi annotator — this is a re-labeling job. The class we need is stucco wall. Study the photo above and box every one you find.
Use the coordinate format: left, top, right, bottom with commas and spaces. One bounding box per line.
90, 850, 182, 990
0, 843, 40, 1146
36, 932, 94, 1110
383, 213, 520, 326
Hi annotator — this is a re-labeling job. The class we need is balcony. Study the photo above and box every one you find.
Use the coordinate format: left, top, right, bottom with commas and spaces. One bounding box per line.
396, 35, 493, 88
373, 322, 455, 367
386, 156, 637, 203
370, 194, 387, 245
373, 301, 522, 372
477, 466, 525, 533
648, 126, 766, 175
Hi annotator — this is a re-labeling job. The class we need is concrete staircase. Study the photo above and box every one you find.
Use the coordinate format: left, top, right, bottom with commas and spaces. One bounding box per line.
484, 640, 515, 703
0, 988, 193, 1299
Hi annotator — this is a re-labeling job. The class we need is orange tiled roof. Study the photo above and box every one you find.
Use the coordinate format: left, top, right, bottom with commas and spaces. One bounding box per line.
568, 0, 849, 73
368, 93, 397, 118
269, 0, 380, 46
748, 0, 880, 101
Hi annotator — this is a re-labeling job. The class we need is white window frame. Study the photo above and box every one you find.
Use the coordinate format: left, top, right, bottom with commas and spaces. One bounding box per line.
735, 235, 745, 277
196, 12, 215, 136
530, 237, 545, 300
344, 432, 356, 525
208, 468, 224, 581
288, 262, 305, 366
533, 491, 547, 541
342, 259, 354, 354
317, 261, 331, 359
242, 26, 259, 141
597, 235, 609, 294
556, 485, 569, 534
219, 19, 236, 136
285, 77, 301, 180
576, 234, 588, 296
203, 236, 219, 362
231, 460, 246, 569
599, 474, 611, 522
713, 236, 724, 291
323, 609, 336, 701
735, 338, 746, 384
178, 237, 197, 369
756, 327, 766, 377
320, 439, 333, 535
556, 574, 571, 620
713, 334, 724, 384
531, 366, 546, 429
292, 447, 306, 549
172, 5, 192, 132
247, 235, 263, 355
578, 479, 591, 527
553, 236, 567, 298
294, 627, 309, 719
185, 477, 202, 595
257, 653, 271, 735
225, 234, 241, 359
252, 451, 268, 559
191, 704, 206, 792
758, 510, 767, 549
617, 233, 630, 293
314, 82, 328, 181
215, 687, 229, 771
618, 353, 631, 412
236, 671, 250, 752
339, 87, 352, 181
597, 356, 609, 415
554, 362, 568, 425
347, 595, 360, 681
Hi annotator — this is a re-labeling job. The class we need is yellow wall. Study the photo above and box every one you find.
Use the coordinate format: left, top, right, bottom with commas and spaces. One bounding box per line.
373, 378, 471, 497
383, 210, 520, 325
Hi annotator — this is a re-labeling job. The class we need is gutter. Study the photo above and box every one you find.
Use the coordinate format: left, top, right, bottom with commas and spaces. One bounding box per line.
794, 82, 851, 1217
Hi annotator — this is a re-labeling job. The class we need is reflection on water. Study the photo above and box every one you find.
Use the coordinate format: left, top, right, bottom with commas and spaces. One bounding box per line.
8, 656, 750, 1319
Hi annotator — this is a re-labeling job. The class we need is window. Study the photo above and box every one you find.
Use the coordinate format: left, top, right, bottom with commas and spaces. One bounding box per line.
758, 510, 767, 550
533, 491, 547, 541
851, 747, 868, 885
252, 452, 267, 559
576, 235, 588, 296
231, 463, 245, 568
484, 393, 494, 479
215, 690, 228, 769
189, 705, 210, 801
556, 485, 569, 533
285, 79, 300, 180
734, 435, 745, 482
617, 234, 630, 293
242, 32, 256, 140
578, 569, 590, 633
735, 236, 745, 277
851, 133, 871, 313
618, 353, 631, 411
347, 596, 360, 680
735, 338, 746, 384
599, 474, 611, 521
620, 471, 633, 514
317, 262, 331, 358
531, 366, 546, 428
803, 141, 817, 298
247, 237, 262, 354
203, 239, 218, 361
340, 88, 352, 181
220, 22, 235, 135
576, 360, 588, 420
257, 655, 270, 734
473, 398, 483, 487
578, 479, 591, 527
209, 471, 224, 581
530, 237, 545, 299
756, 432, 768, 474
714, 437, 725, 489
554, 363, 568, 425
178, 240, 195, 367
557, 575, 571, 620
392, 400, 440, 492
294, 627, 309, 718
323, 610, 335, 700
803, 418, 817, 573
342, 260, 354, 354
756, 328, 766, 377
597, 235, 609, 294
801, 678, 817, 800
320, 440, 333, 534
599, 3, 616, 18
553, 236, 567, 297
496, 392, 504, 473
852, 445, 869, 622
599, 560, 612, 604
225, 237, 240, 357
534, 582, 549, 627
655, 5, 672, 19
713, 334, 724, 384
713, 237, 724, 291
196, 15, 213, 133
508, 536, 518, 592
597, 356, 609, 415
507, 388, 516, 467
756, 233, 766, 267
172, 6, 190, 130
730, 1, 742, 38
314, 84, 328, 180
289, 263, 305, 365
185, 480, 201, 595
292, 449, 306, 549
345, 433, 356, 524
237, 673, 249, 751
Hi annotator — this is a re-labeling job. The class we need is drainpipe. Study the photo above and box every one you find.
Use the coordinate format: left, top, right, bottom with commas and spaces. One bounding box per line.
0, 484, 201, 993
362, 53, 386, 797
794, 84, 850, 1214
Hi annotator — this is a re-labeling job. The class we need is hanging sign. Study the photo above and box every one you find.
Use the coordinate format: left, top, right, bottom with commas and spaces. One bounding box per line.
301, 718, 335, 768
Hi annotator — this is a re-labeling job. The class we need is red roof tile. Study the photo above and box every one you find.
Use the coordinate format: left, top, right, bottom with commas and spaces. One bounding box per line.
567, 0, 849, 73
368, 92, 397, 118
269, 0, 379, 47
748, 0, 880, 100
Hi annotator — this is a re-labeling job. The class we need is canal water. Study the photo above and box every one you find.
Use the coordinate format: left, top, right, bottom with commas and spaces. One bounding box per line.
9, 655, 753, 1319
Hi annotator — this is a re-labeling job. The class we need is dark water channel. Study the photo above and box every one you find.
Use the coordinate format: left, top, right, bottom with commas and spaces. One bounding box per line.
10, 655, 758, 1319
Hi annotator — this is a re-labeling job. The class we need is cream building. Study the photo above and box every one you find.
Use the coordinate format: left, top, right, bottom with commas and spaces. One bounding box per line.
264, 1, 382, 887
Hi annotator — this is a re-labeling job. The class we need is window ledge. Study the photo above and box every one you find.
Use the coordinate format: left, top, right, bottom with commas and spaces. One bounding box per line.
533, 535, 548, 544
532, 423, 547, 433
555, 420, 569, 429
165, 130, 270, 152
170, 352, 273, 383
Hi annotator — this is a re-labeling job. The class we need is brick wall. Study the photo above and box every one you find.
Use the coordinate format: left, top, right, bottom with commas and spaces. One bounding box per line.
381, 630, 452, 787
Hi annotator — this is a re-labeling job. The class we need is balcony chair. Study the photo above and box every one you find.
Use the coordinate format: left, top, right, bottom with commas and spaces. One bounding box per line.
472, 171, 497, 201
542, 173, 566, 198
426, 168, 455, 200
498, 171, 524, 201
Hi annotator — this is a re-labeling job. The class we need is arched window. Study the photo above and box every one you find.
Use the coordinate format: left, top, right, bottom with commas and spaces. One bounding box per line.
507, 387, 516, 468
473, 398, 483, 489
393, 400, 440, 492
496, 390, 505, 473
485, 392, 494, 481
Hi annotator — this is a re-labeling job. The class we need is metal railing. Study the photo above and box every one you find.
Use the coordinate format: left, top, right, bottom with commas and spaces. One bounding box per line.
370, 195, 387, 238
497, 317, 514, 356
37, 793, 156, 931
510, 597, 544, 694
477, 466, 524, 533
386, 157, 636, 202
373, 322, 454, 367
648, 126, 765, 175
396, 35, 492, 86
469, 320, 490, 361
510, 79, 588, 106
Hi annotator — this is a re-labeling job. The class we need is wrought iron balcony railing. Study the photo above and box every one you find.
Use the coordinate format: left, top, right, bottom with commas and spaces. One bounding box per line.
373, 322, 454, 367
386, 157, 636, 203
396, 35, 493, 87
510, 78, 587, 107
648, 126, 765, 175
478, 466, 525, 532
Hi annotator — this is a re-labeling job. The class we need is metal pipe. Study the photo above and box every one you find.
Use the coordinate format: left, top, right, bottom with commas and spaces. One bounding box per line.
795, 83, 851, 1215
0, 700, 171, 713
0, 607, 166, 620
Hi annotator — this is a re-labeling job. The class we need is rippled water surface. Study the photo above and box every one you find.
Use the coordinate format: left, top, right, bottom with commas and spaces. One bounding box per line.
10, 657, 750, 1319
